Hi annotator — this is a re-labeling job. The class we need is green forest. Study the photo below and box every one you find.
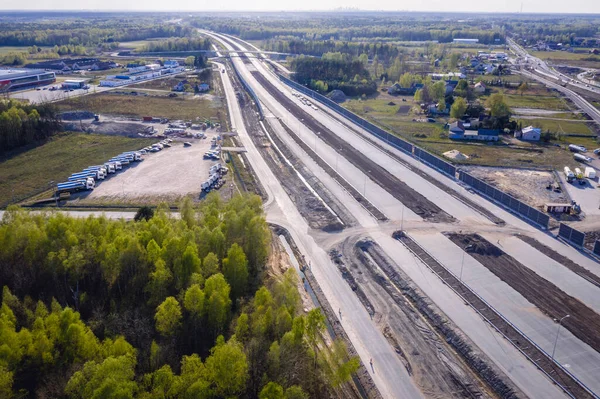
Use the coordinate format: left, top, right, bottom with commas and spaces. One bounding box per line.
191, 15, 504, 44
0, 101, 61, 155
291, 54, 377, 96
0, 19, 192, 47
141, 38, 212, 53
0, 195, 358, 398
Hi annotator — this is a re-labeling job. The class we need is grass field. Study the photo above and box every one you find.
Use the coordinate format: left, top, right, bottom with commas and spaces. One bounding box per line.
0, 132, 156, 207
502, 94, 569, 110
118, 38, 172, 50
515, 118, 594, 135
55, 92, 225, 121
342, 96, 598, 169
0, 46, 30, 54
531, 51, 600, 61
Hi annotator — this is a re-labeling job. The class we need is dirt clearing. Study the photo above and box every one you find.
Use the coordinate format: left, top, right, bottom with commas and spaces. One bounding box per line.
462, 166, 569, 207
445, 232, 600, 357
55, 92, 225, 123
81, 137, 221, 204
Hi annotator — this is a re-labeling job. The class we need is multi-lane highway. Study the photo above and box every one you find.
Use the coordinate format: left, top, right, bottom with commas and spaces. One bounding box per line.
198, 30, 600, 399
508, 38, 600, 126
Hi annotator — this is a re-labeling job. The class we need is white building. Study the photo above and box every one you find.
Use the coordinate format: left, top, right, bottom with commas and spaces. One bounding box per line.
61, 79, 87, 89
473, 81, 486, 94
453, 38, 479, 44
515, 126, 541, 141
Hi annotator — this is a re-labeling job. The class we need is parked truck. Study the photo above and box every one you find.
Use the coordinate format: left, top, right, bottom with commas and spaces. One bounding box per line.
103, 163, 116, 174
56, 180, 94, 194
74, 170, 104, 180
564, 166, 575, 183
121, 152, 142, 161
67, 175, 95, 183
574, 153, 593, 163
569, 144, 587, 153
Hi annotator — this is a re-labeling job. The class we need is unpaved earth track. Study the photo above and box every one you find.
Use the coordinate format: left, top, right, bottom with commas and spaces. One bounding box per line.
446, 233, 600, 358
396, 232, 593, 399
356, 239, 524, 399
250, 70, 456, 224
333, 236, 499, 399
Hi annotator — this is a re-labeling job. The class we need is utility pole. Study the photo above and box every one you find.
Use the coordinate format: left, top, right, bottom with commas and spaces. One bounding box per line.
552, 315, 570, 361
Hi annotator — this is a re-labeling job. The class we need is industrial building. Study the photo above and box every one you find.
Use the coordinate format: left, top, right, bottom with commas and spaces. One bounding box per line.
99, 60, 185, 88
61, 79, 87, 89
0, 68, 56, 91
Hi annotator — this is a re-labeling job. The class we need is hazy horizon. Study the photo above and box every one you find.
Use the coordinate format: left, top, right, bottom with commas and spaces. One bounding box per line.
0, 0, 599, 14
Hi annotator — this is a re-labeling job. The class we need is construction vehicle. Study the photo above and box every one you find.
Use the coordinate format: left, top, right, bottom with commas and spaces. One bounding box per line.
574, 168, 586, 185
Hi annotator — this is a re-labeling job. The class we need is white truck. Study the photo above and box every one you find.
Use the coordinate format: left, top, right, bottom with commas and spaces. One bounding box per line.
574, 153, 593, 163
564, 166, 575, 183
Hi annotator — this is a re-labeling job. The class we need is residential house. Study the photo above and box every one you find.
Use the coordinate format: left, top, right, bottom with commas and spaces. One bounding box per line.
473, 81, 486, 94
449, 121, 465, 136
172, 81, 187, 92
387, 82, 421, 95
515, 126, 541, 141
197, 83, 210, 92
428, 103, 449, 115
449, 123, 500, 141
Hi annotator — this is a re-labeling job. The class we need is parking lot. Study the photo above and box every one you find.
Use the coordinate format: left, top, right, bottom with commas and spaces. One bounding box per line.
83, 133, 221, 202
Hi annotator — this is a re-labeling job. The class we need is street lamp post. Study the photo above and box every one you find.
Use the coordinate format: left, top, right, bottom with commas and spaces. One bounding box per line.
460, 245, 473, 282
552, 315, 570, 361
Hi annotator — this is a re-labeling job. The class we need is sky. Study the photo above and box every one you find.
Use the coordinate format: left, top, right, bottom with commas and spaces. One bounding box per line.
0, 0, 599, 13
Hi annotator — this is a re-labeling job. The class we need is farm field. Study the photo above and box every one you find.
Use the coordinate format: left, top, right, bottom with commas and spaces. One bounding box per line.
0, 132, 156, 207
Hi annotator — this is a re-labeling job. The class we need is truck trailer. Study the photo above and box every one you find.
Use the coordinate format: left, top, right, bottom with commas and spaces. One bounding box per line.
564, 166, 575, 183
56, 180, 94, 194
574, 153, 593, 163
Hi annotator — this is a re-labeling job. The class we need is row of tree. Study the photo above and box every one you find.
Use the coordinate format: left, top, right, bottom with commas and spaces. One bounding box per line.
291, 53, 377, 96
0, 101, 61, 154
0, 195, 358, 397
141, 37, 212, 53
0, 20, 192, 47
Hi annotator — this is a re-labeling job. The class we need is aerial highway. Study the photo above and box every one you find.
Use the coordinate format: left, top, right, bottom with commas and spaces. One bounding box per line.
197, 30, 600, 399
